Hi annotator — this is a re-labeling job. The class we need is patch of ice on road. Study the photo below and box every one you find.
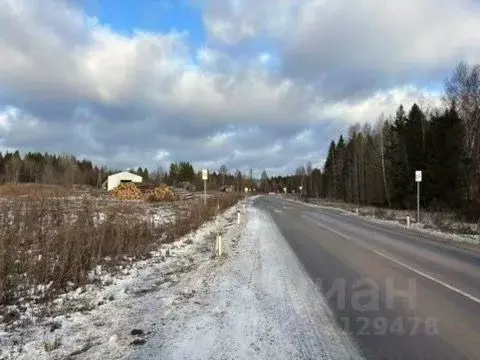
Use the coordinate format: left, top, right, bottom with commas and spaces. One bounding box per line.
131, 206, 362, 360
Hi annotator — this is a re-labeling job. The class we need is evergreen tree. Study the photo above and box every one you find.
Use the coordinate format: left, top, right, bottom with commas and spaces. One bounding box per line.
260, 170, 269, 192
386, 105, 412, 208
335, 135, 346, 200
323, 140, 336, 198
425, 106, 464, 209
405, 103, 427, 173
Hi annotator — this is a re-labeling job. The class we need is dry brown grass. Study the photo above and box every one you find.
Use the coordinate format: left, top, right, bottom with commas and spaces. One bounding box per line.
0, 193, 241, 317
0, 183, 71, 198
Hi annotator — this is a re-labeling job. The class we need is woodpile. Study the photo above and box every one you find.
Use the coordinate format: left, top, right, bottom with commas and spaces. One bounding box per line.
111, 183, 142, 200
148, 184, 177, 202
173, 187, 195, 200
112, 182, 195, 202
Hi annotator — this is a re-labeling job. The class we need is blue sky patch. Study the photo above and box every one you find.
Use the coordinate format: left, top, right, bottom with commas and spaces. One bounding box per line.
83, 0, 206, 48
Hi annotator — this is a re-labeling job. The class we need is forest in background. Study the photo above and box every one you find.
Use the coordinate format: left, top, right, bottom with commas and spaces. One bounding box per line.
262, 62, 480, 219
0, 152, 252, 192
2, 62, 480, 218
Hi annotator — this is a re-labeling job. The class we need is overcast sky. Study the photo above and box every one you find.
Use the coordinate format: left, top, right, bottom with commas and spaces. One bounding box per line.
1, 0, 480, 176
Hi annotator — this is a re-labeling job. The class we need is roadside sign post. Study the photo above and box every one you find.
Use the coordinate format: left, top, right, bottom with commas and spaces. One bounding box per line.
202, 169, 208, 206
415, 170, 422, 223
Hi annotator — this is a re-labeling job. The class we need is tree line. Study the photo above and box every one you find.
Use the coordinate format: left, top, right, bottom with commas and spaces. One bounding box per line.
4, 62, 478, 217
0, 151, 108, 186
260, 62, 480, 219
164, 162, 254, 191
0, 152, 254, 192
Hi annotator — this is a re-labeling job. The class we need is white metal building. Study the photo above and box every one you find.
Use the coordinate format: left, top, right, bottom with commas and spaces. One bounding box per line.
102, 171, 143, 191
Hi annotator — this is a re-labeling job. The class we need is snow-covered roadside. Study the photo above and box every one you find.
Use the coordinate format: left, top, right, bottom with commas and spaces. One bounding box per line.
281, 196, 480, 247
0, 203, 243, 360
129, 199, 362, 359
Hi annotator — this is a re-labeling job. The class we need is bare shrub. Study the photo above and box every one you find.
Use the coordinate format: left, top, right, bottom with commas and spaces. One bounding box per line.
373, 207, 387, 218
430, 212, 449, 230
0, 193, 241, 316
0, 198, 159, 308
164, 194, 240, 242
0, 183, 70, 198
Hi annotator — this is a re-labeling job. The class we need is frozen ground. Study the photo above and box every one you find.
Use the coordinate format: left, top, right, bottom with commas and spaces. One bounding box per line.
0, 202, 239, 360
0, 196, 362, 360
134, 202, 362, 360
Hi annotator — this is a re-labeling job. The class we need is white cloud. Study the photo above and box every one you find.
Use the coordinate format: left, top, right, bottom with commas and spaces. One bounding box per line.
0, 0, 474, 174
320, 86, 442, 124
0, 0, 318, 126
202, 0, 299, 44
203, 0, 480, 99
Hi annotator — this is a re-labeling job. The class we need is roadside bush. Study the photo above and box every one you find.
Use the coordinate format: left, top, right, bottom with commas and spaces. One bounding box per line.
373, 207, 387, 218
0, 193, 241, 315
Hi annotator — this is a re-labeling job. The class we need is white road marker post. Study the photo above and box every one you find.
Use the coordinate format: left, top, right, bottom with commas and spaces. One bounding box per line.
415, 170, 422, 224
214, 206, 222, 257
202, 169, 208, 206
243, 204, 246, 214
216, 234, 222, 257
355, 208, 359, 215
237, 209, 241, 224
407, 215, 410, 228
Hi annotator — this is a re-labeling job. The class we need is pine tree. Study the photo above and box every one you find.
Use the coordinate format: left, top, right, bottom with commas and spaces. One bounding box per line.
425, 106, 464, 209
335, 135, 346, 200
323, 140, 336, 198
386, 105, 412, 208
405, 103, 427, 173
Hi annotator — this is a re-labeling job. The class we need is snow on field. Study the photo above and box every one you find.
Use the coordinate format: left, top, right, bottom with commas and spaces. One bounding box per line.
0, 203, 241, 360
1, 196, 362, 359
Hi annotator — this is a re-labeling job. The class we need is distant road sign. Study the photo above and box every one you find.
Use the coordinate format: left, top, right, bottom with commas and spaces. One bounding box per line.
415, 170, 422, 182
202, 169, 208, 180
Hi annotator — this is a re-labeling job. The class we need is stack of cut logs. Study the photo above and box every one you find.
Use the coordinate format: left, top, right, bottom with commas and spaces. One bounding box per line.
111, 183, 142, 200
148, 184, 177, 202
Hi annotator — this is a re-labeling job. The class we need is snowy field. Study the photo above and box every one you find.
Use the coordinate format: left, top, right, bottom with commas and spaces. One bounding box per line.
0, 202, 242, 359
0, 197, 362, 360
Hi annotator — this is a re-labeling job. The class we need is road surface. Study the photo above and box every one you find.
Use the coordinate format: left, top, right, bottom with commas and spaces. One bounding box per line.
257, 195, 480, 360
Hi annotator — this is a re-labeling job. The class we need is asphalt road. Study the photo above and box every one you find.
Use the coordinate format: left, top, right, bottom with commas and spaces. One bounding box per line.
255, 195, 480, 360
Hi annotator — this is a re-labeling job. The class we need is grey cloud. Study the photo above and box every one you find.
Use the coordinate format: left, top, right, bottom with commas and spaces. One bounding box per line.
203, 0, 480, 101
0, 0, 462, 175
1, 101, 335, 174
